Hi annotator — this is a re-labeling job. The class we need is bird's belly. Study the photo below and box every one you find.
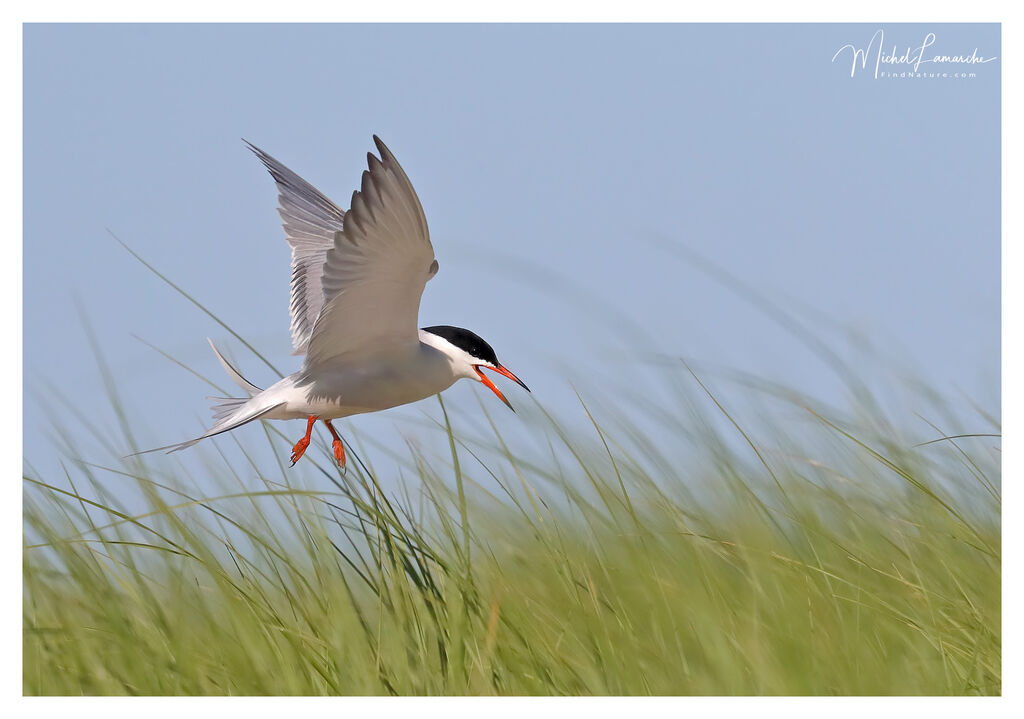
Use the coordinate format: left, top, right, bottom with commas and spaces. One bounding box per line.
293, 353, 456, 419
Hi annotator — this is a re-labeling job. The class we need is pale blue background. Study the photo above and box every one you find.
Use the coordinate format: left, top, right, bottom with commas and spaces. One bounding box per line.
23, 24, 1000, 482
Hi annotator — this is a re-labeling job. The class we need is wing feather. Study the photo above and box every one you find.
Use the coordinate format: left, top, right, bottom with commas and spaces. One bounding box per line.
245, 141, 345, 355
305, 136, 438, 367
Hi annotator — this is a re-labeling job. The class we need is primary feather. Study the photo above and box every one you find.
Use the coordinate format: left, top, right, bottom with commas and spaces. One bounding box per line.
304, 136, 439, 368
244, 141, 345, 355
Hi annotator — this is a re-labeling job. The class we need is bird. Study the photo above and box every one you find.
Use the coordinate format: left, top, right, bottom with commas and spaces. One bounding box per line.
141, 136, 529, 467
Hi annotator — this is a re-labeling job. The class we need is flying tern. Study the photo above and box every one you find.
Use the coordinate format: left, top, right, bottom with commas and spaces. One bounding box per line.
144, 136, 529, 467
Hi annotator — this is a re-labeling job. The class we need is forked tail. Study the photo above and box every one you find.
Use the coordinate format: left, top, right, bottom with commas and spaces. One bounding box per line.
128, 340, 281, 456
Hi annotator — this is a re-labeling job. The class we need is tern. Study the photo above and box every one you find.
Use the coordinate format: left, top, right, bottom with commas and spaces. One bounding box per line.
144, 136, 529, 467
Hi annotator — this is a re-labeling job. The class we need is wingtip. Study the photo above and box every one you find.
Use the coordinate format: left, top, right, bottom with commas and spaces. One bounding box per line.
243, 139, 271, 163
372, 134, 391, 160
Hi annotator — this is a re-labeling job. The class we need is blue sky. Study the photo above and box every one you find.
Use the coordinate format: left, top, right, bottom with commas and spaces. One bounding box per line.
23, 23, 1000, 482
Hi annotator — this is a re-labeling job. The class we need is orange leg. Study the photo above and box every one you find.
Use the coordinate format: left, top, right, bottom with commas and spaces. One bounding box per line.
322, 419, 346, 468
290, 415, 317, 466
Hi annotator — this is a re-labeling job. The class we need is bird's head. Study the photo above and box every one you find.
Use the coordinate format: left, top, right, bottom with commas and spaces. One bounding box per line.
420, 325, 530, 411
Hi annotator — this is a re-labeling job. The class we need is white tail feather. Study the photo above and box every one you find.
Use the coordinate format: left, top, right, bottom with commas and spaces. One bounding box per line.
126, 341, 274, 458
204, 340, 265, 426
129, 401, 285, 456
207, 338, 262, 397
208, 396, 249, 423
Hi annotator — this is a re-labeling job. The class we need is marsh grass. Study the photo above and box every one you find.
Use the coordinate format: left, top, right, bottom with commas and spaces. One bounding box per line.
23, 359, 1000, 694
23, 242, 1000, 695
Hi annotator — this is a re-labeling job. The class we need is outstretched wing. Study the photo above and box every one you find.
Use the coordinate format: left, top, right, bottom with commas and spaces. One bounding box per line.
304, 136, 439, 368
246, 141, 346, 355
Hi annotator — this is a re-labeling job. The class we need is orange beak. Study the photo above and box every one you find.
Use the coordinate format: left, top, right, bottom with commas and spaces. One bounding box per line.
474, 364, 530, 412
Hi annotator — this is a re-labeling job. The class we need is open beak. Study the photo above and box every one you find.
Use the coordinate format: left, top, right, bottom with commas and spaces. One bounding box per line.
474, 364, 530, 412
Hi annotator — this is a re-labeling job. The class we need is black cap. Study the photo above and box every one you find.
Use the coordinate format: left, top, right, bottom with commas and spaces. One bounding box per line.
421, 325, 499, 366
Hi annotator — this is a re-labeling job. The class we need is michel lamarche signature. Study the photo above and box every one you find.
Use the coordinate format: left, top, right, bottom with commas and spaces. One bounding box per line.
832, 29, 997, 79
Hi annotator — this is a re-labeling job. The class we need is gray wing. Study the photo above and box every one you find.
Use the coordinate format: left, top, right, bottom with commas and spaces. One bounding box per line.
246, 141, 345, 355
304, 136, 439, 368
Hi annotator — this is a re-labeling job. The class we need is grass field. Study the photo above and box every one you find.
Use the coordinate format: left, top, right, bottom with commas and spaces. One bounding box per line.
23, 343, 1000, 695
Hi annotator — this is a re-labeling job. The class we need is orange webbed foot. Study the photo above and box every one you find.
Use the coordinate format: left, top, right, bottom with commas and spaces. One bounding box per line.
332, 439, 346, 468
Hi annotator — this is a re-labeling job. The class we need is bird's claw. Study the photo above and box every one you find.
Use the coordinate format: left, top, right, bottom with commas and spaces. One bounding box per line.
290, 437, 311, 466
332, 439, 346, 468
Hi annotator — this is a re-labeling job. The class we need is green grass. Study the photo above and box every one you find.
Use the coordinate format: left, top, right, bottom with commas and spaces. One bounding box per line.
23, 354, 1000, 695
24, 237, 999, 695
